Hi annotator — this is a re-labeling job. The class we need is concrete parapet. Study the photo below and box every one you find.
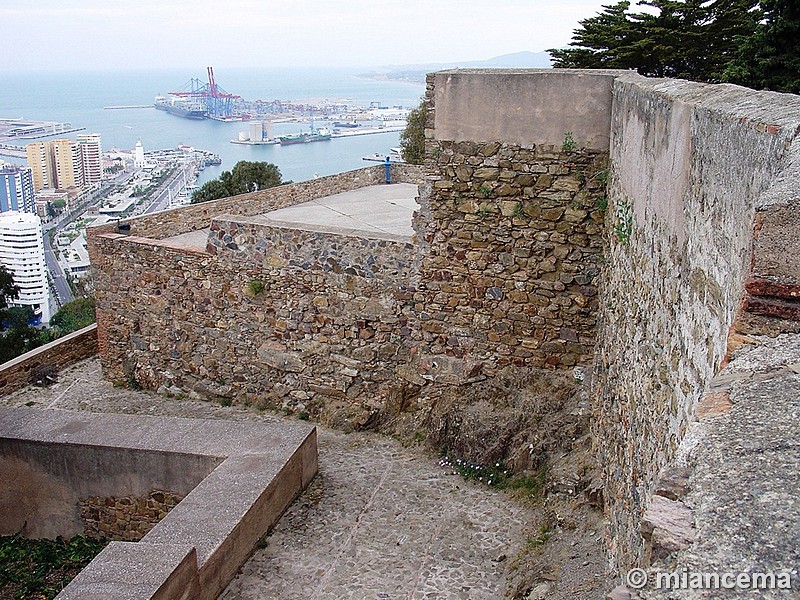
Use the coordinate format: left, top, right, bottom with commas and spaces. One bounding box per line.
431, 68, 630, 150
0, 407, 317, 600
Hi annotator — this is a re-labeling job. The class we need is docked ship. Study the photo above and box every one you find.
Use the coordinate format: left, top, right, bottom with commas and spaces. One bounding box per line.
278, 127, 332, 145
154, 95, 207, 120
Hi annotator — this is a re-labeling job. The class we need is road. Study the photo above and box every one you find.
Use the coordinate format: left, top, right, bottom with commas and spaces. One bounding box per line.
40, 163, 195, 313
141, 163, 196, 215
43, 230, 73, 308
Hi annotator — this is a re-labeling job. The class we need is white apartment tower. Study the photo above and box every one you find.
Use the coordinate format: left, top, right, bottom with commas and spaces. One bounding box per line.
0, 211, 50, 324
77, 133, 102, 186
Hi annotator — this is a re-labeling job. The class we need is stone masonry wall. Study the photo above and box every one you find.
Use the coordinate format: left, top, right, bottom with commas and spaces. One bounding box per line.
415, 72, 609, 370
0, 324, 98, 397
417, 140, 606, 369
88, 71, 800, 579
91, 217, 421, 428
595, 77, 800, 572
80, 490, 183, 541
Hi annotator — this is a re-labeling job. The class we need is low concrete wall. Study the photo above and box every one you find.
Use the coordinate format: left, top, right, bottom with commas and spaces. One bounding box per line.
0, 324, 98, 397
0, 439, 216, 539
0, 407, 317, 600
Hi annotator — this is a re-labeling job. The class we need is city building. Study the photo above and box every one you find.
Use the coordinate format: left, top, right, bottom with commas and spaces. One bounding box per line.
52, 138, 84, 189
0, 164, 36, 214
25, 133, 103, 192
0, 211, 50, 324
25, 142, 53, 191
77, 133, 102, 186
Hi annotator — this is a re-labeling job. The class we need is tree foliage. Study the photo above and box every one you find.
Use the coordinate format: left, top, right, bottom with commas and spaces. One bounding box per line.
0, 265, 19, 310
722, 0, 800, 93
49, 297, 96, 336
549, 0, 764, 83
399, 100, 428, 165
191, 161, 282, 203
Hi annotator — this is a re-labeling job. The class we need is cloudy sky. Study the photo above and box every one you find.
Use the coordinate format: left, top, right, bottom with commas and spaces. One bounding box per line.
2, 0, 614, 71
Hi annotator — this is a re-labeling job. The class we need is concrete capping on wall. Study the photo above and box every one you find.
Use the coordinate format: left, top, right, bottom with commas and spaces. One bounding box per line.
0, 324, 98, 397
0, 407, 317, 600
87, 164, 427, 242
431, 68, 632, 150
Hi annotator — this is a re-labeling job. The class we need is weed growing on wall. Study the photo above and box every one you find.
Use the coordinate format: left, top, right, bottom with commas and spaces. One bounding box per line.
246, 279, 266, 296
562, 131, 577, 152
615, 198, 633, 245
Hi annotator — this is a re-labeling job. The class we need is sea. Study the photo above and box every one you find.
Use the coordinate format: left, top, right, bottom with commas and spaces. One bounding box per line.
0, 67, 426, 185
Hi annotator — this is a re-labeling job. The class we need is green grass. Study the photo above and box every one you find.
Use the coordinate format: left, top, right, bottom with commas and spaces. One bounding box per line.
0, 534, 108, 599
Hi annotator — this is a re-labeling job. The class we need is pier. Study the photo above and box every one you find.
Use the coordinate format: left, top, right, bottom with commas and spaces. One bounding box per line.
0, 118, 85, 142
0, 143, 26, 159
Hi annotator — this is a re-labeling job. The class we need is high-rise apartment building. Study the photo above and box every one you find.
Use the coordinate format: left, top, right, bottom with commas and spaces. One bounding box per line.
0, 211, 50, 324
25, 133, 102, 192
51, 138, 84, 189
25, 142, 53, 191
0, 165, 36, 214
77, 133, 102, 186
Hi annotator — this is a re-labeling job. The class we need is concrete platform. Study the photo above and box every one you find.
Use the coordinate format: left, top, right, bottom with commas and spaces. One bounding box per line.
0, 407, 317, 600
262, 183, 419, 238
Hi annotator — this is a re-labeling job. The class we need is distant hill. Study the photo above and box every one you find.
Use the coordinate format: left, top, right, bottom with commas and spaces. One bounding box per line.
361, 51, 552, 85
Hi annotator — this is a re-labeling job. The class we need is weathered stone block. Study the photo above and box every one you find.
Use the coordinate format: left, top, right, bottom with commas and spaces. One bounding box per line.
257, 343, 306, 373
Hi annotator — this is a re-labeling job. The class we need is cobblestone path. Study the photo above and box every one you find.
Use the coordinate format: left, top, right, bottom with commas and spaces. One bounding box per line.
5, 359, 537, 599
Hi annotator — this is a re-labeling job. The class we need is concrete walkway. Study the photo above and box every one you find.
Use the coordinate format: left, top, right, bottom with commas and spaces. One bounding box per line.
263, 183, 419, 238
4, 359, 536, 599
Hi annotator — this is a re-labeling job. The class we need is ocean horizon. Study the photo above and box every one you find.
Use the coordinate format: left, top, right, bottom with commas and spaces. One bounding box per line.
0, 67, 426, 184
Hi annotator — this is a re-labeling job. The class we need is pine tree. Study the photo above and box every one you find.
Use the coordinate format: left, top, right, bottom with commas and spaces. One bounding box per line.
723, 0, 800, 93
550, 0, 760, 83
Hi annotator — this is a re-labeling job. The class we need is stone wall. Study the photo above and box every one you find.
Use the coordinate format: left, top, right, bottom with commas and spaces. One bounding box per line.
80, 490, 183, 541
88, 70, 800, 579
91, 211, 421, 427
0, 324, 98, 397
412, 70, 613, 370
595, 77, 800, 571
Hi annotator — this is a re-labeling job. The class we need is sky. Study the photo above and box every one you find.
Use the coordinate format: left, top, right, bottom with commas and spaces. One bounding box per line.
2, 0, 616, 71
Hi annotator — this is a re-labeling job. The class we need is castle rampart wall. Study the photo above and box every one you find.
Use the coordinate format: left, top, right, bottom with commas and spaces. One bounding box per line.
596, 77, 800, 570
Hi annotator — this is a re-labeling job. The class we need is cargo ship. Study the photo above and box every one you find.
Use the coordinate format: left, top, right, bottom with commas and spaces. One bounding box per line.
154, 95, 207, 120
278, 127, 332, 145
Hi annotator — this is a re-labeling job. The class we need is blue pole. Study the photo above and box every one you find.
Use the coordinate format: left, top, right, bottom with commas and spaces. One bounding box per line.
384, 156, 391, 184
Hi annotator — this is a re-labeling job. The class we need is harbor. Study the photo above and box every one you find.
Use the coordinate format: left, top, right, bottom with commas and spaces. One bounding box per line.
230, 123, 406, 146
